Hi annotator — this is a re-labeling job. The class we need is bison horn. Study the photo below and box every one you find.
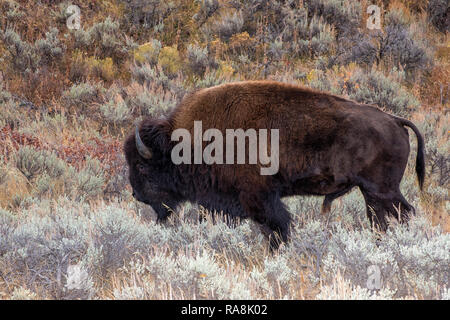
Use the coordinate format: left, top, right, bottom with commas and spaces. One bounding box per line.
135, 126, 152, 159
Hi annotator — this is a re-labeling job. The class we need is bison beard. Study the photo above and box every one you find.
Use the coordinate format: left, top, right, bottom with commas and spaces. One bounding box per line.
124, 80, 425, 251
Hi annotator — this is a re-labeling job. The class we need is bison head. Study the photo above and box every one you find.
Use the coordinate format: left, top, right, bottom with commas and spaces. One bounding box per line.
124, 119, 181, 221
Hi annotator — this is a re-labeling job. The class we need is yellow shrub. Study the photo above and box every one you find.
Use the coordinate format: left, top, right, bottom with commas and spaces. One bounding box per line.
70, 50, 117, 82
210, 38, 228, 58
134, 42, 160, 65
158, 46, 182, 76
306, 69, 317, 83
85, 56, 117, 82
218, 60, 234, 78
229, 32, 254, 52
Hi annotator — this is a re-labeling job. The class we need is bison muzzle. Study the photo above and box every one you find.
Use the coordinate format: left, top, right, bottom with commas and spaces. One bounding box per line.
124, 80, 425, 250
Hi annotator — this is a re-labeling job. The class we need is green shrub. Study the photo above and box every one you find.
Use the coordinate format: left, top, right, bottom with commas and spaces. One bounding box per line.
131, 63, 170, 87
73, 17, 127, 59
193, 0, 219, 25
305, 0, 361, 37
125, 82, 177, 118
84, 205, 150, 274
120, 0, 175, 30
133, 39, 162, 65
62, 81, 104, 110
187, 44, 209, 76
418, 112, 449, 187
72, 157, 105, 200
212, 10, 244, 41
35, 28, 65, 66
100, 95, 131, 125
345, 69, 420, 115
345, 9, 430, 75
1, 29, 39, 73
2, 0, 25, 25
15, 146, 66, 181
0, 83, 12, 105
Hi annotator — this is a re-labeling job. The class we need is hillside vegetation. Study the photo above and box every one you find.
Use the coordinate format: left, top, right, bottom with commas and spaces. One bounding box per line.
0, 0, 449, 299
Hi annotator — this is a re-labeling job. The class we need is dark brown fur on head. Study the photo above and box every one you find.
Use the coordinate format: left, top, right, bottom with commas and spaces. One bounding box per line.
124, 118, 181, 221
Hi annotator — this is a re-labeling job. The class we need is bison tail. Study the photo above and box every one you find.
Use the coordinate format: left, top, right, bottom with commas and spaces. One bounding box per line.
393, 116, 425, 190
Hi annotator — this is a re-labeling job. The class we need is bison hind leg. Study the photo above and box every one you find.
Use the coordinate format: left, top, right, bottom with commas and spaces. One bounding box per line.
392, 193, 415, 223
240, 191, 291, 251
360, 188, 415, 232
321, 187, 353, 215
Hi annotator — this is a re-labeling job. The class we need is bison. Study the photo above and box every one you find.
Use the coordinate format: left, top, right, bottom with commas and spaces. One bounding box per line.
124, 80, 425, 250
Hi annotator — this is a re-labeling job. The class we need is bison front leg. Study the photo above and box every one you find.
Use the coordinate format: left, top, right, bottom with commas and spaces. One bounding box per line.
240, 192, 291, 251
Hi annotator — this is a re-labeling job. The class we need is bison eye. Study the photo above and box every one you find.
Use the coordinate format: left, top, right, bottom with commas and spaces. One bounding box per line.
136, 163, 146, 174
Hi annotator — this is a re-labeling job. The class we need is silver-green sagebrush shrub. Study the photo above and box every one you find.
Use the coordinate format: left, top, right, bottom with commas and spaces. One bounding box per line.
1, 203, 89, 296
379, 216, 450, 298
84, 205, 151, 274
100, 95, 131, 126
282, 11, 335, 58
13, 147, 106, 201
322, 225, 397, 288
74, 17, 127, 58
131, 63, 170, 87
2, 26, 66, 72
187, 44, 210, 76
262, 254, 296, 295
15, 146, 66, 181
64, 263, 95, 299
346, 9, 430, 75
322, 215, 450, 299
125, 82, 178, 118
193, 69, 233, 89
418, 112, 449, 187
306, 67, 419, 116
380, 10, 430, 74
1, 29, 40, 73
304, 0, 361, 37
124, 250, 255, 299
2, 0, 25, 25
62, 81, 104, 110
193, 0, 219, 25
9, 287, 38, 300
72, 157, 105, 200
211, 10, 244, 41
0, 77, 12, 105
289, 219, 330, 278
35, 28, 65, 66
202, 219, 265, 263
113, 285, 145, 300
134, 39, 162, 66
0, 209, 16, 256
121, 0, 175, 30
317, 273, 396, 300
331, 69, 420, 116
